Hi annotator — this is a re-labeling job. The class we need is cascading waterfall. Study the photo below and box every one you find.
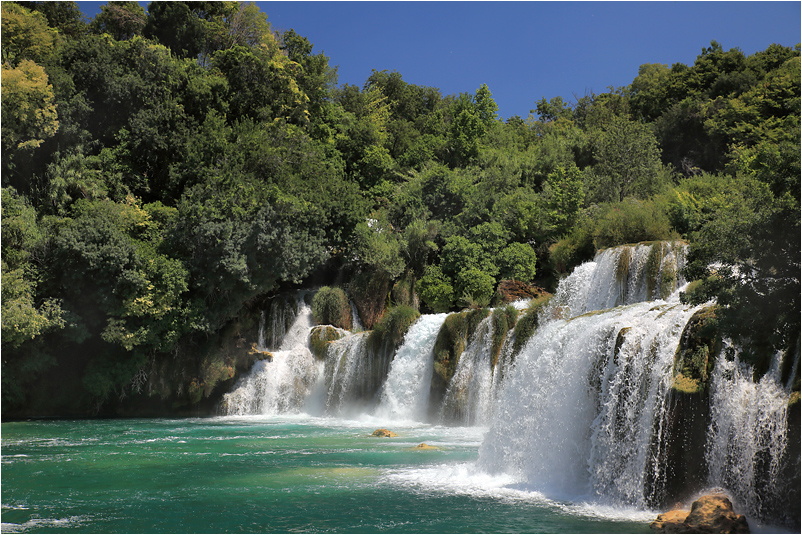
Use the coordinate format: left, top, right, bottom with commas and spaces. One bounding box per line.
220, 300, 320, 415
706, 342, 797, 524
375, 313, 448, 422
546, 241, 686, 319
323, 331, 372, 415
439, 315, 497, 425
218, 242, 797, 527
478, 296, 702, 506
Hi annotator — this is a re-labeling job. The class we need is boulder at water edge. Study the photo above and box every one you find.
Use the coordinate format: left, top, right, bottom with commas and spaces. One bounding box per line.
650, 494, 750, 533
371, 429, 398, 437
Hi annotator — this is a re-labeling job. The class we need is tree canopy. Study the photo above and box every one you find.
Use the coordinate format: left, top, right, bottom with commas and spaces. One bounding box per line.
1, 1, 798, 414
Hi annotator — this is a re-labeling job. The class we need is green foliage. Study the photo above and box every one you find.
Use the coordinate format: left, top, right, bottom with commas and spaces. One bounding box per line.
90, 1, 147, 41
681, 169, 800, 379
0, 10, 797, 417
497, 242, 538, 282
350, 213, 405, 278
309, 325, 347, 360
432, 307, 491, 387
672, 307, 720, 394
591, 198, 679, 249
543, 164, 585, 236
1, 59, 59, 153
312, 286, 352, 330
416, 264, 454, 313
490, 305, 518, 368
1, 2, 56, 64
455, 268, 496, 309
587, 115, 666, 203
548, 220, 595, 275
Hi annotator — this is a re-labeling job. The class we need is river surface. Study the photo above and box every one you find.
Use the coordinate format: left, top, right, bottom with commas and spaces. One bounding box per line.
2, 415, 654, 533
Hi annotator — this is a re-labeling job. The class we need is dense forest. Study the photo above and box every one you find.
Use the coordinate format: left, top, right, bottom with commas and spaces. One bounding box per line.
2, 1, 799, 416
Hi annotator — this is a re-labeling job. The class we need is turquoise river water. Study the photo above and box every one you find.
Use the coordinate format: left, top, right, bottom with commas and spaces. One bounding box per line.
1, 415, 655, 533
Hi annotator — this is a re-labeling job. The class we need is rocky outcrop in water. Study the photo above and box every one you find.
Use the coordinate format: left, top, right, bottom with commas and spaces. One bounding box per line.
371, 429, 398, 437
650, 493, 750, 533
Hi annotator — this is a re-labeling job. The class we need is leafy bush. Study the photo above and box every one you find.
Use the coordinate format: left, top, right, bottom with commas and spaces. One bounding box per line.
311, 286, 352, 330
497, 242, 537, 282
549, 220, 595, 275
591, 198, 678, 249
455, 268, 496, 309
416, 264, 454, 313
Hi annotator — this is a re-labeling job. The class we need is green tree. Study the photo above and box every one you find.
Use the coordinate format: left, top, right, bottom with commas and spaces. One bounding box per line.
588, 115, 665, 203
543, 163, 585, 236
1, 59, 59, 153
90, 1, 146, 41
415, 264, 454, 313
497, 242, 538, 282
1, 1, 56, 64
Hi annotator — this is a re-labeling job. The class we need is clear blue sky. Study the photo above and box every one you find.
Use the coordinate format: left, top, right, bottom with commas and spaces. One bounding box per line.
78, 1, 801, 119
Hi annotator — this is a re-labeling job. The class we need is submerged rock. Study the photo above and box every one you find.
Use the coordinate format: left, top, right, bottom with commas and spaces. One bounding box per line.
650, 494, 750, 533
412, 443, 439, 450
371, 429, 398, 437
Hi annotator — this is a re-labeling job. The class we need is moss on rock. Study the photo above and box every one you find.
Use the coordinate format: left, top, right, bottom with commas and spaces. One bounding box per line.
309, 325, 348, 360
349, 270, 392, 330
491, 305, 518, 369
367, 305, 420, 354
672, 306, 720, 394
430, 308, 491, 410
511, 295, 553, 357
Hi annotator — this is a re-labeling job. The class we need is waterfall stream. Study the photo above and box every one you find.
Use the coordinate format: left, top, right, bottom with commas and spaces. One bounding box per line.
219, 242, 797, 527
375, 313, 448, 422
220, 300, 320, 415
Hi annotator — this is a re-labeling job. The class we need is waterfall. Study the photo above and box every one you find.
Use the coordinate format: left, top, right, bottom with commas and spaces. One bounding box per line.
478, 297, 702, 505
545, 241, 686, 319
439, 315, 497, 425
375, 313, 448, 422
220, 301, 320, 415
706, 343, 797, 524
217, 241, 796, 527
323, 332, 372, 415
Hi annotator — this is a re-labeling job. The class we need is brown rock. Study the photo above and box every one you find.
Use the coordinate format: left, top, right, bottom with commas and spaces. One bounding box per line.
650, 494, 750, 534
412, 443, 439, 450
371, 429, 398, 437
497, 280, 549, 304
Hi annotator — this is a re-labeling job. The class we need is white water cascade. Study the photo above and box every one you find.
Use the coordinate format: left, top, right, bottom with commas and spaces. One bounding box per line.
439, 315, 497, 425
375, 313, 448, 422
545, 241, 686, 319
706, 342, 796, 524
218, 242, 797, 527
220, 301, 321, 415
478, 296, 703, 506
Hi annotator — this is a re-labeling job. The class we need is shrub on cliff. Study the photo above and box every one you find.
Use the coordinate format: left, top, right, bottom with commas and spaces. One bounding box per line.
312, 286, 352, 330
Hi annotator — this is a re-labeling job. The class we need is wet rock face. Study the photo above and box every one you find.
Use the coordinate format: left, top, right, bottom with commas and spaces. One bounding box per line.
650, 494, 750, 534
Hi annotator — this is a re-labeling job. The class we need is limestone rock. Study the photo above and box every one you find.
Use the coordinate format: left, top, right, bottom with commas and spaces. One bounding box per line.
412, 443, 439, 450
650, 494, 750, 534
371, 429, 398, 437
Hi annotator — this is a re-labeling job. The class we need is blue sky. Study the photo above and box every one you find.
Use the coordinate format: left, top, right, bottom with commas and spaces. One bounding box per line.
78, 1, 801, 119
